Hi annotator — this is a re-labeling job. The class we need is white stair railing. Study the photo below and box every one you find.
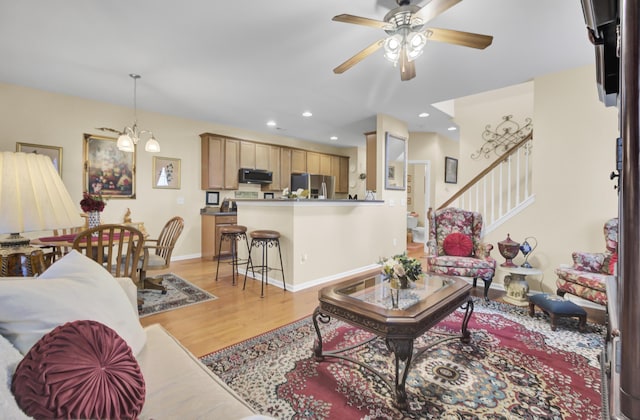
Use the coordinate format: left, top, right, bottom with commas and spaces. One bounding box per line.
435, 132, 534, 233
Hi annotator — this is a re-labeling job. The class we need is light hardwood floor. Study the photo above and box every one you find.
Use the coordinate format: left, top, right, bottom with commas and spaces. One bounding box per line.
141, 250, 606, 358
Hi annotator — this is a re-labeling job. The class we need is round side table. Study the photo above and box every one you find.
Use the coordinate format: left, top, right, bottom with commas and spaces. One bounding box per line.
499, 266, 543, 306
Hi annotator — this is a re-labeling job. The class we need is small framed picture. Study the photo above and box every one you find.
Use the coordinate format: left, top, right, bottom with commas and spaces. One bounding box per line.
263, 192, 274, 199
16, 142, 63, 176
152, 156, 181, 189
206, 191, 220, 206
445, 156, 458, 184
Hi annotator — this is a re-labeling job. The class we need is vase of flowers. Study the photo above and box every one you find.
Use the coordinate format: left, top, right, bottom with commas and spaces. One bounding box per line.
380, 253, 423, 289
80, 192, 106, 233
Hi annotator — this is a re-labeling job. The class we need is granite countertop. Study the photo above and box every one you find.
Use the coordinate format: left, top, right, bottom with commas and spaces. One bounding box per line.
200, 207, 237, 216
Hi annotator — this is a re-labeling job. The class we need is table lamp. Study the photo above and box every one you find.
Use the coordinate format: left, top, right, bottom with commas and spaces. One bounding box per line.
0, 151, 83, 248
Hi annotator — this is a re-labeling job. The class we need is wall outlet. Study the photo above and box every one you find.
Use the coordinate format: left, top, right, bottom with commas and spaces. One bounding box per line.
177, 197, 185, 205
393, 238, 397, 246
301, 253, 308, 263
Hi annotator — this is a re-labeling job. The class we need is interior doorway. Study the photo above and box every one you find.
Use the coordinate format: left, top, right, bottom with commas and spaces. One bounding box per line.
407, 160, 431, 251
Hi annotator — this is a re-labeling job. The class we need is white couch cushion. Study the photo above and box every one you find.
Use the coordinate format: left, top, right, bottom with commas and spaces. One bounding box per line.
0, 250, 146, 355
138, 324, 256, 419
0, 335, 30, 419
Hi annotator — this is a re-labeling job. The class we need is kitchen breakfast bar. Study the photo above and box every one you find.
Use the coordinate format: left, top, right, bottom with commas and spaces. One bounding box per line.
236, 199, 390, 291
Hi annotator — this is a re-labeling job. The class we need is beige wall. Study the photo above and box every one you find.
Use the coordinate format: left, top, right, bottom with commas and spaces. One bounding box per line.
0, 82, 359, 259
452, 65, 619, 293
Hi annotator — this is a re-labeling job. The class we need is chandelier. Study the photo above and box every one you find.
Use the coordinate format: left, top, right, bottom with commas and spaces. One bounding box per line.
98, 74, 160, 153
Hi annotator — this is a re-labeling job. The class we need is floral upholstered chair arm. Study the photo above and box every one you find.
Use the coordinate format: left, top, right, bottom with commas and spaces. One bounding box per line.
426, 239, 438, 257
572, 251, 607, 273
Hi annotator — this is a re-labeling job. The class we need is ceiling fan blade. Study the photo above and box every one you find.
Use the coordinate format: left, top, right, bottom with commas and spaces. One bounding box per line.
414, 0, 462, 23
399, 49, 416, 81
333, 39, 384, 74
332, 14, 389, 29
427, 27, 493, 49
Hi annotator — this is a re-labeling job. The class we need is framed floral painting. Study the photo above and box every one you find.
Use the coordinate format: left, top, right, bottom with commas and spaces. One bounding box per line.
83, 133, 136, 198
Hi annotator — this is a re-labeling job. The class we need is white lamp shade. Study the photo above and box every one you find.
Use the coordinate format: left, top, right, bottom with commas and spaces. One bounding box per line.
0, 152, 83, 234
145, 137, 160, 153
117, 134, 135, 152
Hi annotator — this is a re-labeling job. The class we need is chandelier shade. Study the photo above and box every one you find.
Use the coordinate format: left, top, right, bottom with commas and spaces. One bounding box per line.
0, 152, 83, 245
99, 74, 160, 153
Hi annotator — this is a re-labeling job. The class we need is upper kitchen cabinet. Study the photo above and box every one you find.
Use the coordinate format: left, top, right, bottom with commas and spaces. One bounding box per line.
224, 139, 240, 190
319, 154, 331, 176
306, 151, 320, 174
261, 145, 282, 191
331, 155, 350, 193
240, 141, 256, 169
291, 149, 306, 173
280, 147, 292, 191
201, 134, 240, 190
201, 134, 225, 189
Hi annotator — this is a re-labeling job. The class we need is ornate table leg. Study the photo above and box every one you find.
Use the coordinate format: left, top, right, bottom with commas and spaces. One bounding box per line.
386, 338, 414, 410
312, 307, 331, 361
460, 297, 474, 344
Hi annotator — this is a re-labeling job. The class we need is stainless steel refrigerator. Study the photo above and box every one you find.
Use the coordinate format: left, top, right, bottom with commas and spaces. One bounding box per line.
290, 173, 335, 199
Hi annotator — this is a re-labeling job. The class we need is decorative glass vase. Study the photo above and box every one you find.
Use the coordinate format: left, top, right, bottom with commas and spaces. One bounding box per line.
88, 211, 100, 236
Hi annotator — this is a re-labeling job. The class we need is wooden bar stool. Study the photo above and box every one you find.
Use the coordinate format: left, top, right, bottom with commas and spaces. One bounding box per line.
215, 225, 253, 286
243, 229, 286, 297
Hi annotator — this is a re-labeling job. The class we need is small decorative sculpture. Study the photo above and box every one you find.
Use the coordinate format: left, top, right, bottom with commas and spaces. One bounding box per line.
520, 236, 538, 268
123, 208, 132, 223
498, 234, 520, 267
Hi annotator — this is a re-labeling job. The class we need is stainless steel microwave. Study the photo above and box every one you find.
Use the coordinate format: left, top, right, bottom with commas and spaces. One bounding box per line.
238, 168, 273, 184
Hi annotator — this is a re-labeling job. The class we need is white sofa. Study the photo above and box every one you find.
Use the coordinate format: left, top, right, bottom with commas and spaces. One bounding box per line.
0, 251, 263, 419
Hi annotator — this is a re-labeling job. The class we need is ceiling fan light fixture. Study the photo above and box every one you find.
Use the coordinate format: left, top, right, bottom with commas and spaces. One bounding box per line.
383, 34, 402, 63
406, 31, 427, 61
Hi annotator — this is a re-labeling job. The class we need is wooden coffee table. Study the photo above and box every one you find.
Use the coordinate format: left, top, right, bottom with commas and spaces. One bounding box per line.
312, 269, 473, 410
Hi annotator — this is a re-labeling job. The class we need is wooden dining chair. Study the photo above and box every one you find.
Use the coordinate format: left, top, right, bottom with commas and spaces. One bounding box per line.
138, 216, 185, 293
72, 224, 145, 283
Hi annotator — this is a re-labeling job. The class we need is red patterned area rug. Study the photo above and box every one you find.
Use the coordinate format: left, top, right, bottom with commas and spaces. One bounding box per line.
200, 299, 605, 419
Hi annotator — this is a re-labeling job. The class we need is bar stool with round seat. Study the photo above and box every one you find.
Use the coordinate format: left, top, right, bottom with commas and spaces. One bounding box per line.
215, 225, 253, 286
243, 229, 286, 297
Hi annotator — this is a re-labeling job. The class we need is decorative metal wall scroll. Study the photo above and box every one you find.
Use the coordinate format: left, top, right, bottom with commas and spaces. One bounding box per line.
471, 115, 533, 160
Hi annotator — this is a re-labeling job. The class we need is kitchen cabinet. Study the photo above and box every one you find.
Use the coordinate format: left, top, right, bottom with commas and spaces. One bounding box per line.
261, 145, 281, 191
201, 134, 225, 189
319, 154, 331, 176
365, 131, 377, 192
280, 147, 292, 191
291, 149, 306, 173
240, 141, 255, 169
306, 152, 320, 174
224, 139, 240, 190
255, 143, 270, 170
201, 213, 237, 260
331, 155, 350, 193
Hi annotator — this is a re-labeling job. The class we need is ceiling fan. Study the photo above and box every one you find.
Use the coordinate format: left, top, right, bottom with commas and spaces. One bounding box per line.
332, 0, 493, 81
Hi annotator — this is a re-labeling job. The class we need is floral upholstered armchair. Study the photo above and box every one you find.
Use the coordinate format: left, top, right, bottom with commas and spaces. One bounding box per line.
555, 218, 618, 306
426, 207, 496, 299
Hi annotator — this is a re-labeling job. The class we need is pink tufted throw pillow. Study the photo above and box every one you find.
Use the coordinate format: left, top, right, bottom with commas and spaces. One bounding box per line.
443, 232, 474, 257
11, 320, 145, 419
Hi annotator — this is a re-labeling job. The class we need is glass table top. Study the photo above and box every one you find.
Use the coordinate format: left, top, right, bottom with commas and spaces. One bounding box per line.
335, 272, 453, 311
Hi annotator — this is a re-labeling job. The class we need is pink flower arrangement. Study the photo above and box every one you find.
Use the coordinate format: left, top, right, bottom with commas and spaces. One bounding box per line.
80, 192, 106, 212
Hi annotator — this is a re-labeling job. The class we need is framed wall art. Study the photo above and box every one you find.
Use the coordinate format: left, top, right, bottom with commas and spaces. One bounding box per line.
206, 191, 220, 206
16, 142, 63, 175
152, 156, 181, 189
83, 133, 136, 198
263, 192, 274, 199
445, 156, 458, 184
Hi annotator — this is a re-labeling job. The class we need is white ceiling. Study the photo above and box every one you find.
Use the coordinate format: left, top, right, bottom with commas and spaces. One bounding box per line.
0, 0, 594, 147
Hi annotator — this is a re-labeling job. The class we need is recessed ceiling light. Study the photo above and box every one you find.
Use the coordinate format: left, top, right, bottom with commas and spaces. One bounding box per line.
447, 126, 457, 131
266, 120, 277, 127
330, 136, 338, 141
302, 111, 312, 117
418, 112, 430, 118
